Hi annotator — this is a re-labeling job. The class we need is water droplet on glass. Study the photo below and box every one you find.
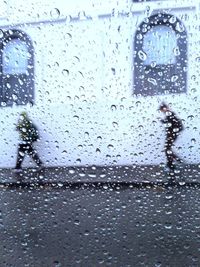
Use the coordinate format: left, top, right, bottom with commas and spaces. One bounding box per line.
107, 144, 114, 150
136, 33, 143, 40
165, 194, 173, 200
136, 101, 141, 107
191, 75, 196, 81
73, 56, 80, 62
76, 158, 81, 163
112, 121, 118, 128
69, 169, 75, 174
195, 57, 200, 62
73, 115, 79, 121
6, 82, 11, 89
84, 132, 89, 139
96, 148, 101, 154
74, 220, 80, 225
138, 50, 147, 61
175, 22, 185, 32
97, 136, 102, 141
0, 30, 3, 38
50, 8, 60, 19
111, 68, 116, 75
164, 223, 172, 229
18, 78, 24, 85
178, 181, 186, 186
111, 105, 117, 111
171, 75, 179, 82
84, 230, 90, 236
58, 183, 63, 188
187, 115, 194, 120
12, 94, 18, 101
62, 69, 69, 76
78, 171, 85, 177
169, 16, 176, 24
191, 138, 196, 144
78, 71, 84, 78
66, 32, 72, 38
150, 61, 157, 68
147, 78, 157, 85
173, 47, 180, 56
191, 88, 197, 93
77, 144, 83, 150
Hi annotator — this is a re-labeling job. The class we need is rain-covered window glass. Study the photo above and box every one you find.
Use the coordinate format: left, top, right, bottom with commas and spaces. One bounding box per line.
134, 13, 187, 96
143, 25, 177, 65
1, 0, 200, 266
0, 30, 34, 106
3, 39, 29, 74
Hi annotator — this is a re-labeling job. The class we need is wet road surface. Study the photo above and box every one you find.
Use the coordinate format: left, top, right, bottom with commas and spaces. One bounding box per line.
0, 185, 200, 267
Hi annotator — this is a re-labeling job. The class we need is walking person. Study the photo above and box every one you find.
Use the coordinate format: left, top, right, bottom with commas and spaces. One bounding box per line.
13, 112, 43, 172
159, 103, 184, 173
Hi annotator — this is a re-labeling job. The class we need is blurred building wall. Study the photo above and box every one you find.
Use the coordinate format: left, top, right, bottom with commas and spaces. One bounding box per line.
0, 0, 199, 168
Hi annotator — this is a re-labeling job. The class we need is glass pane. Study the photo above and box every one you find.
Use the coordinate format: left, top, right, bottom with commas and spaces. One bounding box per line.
143, 25, 177, 65
3, 39, 29, 74
0, 1, 198, 267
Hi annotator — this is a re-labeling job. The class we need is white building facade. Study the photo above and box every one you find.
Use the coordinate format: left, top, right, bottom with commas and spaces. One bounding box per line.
0, 0, 199, 168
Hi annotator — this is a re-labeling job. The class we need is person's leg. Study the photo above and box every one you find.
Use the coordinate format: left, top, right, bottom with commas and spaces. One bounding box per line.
165, 135, 174, 171
15, 144, 26, 169
28, 144, 43, 167
171, 133, 182, 163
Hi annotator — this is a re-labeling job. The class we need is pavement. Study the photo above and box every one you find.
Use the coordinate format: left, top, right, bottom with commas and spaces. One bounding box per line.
0, 177, 200, 266
0, 164, 200, 266
0, 163, 200, 188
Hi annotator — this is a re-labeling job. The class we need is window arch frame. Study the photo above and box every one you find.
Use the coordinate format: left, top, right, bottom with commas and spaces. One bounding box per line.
133, 13, 187, 96
0, 29, 34, 106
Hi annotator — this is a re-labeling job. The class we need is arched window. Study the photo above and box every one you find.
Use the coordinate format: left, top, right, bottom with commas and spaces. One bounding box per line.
0, 30, 34, 106
133, 13, 187, 96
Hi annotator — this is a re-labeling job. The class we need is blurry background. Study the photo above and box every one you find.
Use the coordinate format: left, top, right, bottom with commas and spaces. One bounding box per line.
0, 0, 199, 169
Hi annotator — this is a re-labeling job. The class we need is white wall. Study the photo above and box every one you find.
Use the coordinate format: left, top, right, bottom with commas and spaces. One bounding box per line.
0, 0, 200, 168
